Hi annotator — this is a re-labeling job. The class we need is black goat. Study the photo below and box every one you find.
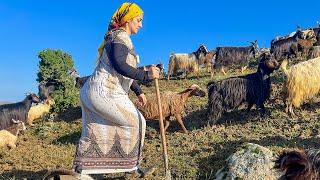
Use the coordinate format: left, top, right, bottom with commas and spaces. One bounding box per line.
38, 81, 59, 101
207, 53, 279, 124
0, 93, 40, 130
275, 149, 320, 180
75, 76, 90, 88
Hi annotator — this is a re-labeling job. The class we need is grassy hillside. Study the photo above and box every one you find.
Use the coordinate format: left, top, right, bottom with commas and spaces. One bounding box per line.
1, 68, 320, 179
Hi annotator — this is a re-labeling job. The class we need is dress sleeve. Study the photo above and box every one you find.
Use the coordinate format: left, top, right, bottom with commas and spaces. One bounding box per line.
130, 80, 143, 96
109, 42, 151, 84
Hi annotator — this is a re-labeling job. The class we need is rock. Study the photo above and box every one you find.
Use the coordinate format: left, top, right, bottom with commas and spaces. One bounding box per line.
215, 143, 280, 180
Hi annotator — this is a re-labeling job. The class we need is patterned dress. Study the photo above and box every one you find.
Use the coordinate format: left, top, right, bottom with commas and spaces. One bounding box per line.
73, 29, 146, 174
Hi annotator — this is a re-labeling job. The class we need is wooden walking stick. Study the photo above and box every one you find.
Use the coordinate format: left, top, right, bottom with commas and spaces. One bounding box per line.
154, 78, 171, 179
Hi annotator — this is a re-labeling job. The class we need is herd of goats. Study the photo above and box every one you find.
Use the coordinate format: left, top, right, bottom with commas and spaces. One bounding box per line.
1, 23, 320, 179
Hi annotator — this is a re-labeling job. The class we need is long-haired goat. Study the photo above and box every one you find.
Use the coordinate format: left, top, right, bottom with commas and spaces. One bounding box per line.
0, 119, 26, 149
27, 98, 55, 126
135, 84, 206, 133
214, 40, 259, 75
207, 53, 279, 124
281, 57, 320, 116
0, 93, 40, 130
167, 44, 208, 80
275, 149, 320, 180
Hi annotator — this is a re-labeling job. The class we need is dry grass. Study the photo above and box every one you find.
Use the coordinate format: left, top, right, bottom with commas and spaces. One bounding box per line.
1, 68, 320, 179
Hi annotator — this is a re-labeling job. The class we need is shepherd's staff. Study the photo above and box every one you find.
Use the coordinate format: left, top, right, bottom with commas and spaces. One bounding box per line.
154, 76, 171, 180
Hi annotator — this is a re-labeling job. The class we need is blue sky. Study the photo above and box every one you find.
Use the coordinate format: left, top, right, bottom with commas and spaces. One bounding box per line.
0, 0, 319, 102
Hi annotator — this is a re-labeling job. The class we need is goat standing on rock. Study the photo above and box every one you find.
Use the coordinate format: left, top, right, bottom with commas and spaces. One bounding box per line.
135, 84, 206, 133
207, 52, 279, 124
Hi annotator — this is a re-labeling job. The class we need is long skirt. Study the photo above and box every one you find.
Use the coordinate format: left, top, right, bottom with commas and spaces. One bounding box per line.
73, 81, 146, 175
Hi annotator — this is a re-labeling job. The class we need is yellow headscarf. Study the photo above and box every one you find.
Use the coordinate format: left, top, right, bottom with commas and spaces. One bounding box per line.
97, 3, 143, 58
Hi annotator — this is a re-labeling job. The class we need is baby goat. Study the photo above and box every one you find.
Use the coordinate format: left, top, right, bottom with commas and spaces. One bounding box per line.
207, 53, 279, 124
0, 119, 26, 149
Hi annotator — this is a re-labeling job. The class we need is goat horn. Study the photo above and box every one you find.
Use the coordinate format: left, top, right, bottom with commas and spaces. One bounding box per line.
11, 118, 19, 123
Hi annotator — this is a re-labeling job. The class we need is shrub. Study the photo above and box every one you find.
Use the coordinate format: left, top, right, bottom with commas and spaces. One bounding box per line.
37, 49, 79, 112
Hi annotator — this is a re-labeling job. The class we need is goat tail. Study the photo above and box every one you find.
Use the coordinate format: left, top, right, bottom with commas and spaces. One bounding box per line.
280, 59, 289, 76
275, 150, 317, 179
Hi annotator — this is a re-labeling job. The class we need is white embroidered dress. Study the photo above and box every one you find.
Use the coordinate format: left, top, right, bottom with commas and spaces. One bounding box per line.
73, 30, 146, 174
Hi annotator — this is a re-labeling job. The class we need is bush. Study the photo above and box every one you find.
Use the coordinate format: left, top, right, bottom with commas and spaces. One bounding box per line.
37, 49, 79, 112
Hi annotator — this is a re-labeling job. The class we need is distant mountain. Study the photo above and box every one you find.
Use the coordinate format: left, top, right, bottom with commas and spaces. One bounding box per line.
0, 101, 11, 105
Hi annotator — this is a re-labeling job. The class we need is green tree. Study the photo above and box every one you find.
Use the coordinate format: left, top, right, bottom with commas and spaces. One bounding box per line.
37, 49, 79, 112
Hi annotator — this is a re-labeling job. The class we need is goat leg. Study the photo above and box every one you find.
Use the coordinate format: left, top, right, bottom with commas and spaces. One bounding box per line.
258, 104, 266, 118
164, 117, 170, 132
175, 114, 188, 133
247, 103, 254, 112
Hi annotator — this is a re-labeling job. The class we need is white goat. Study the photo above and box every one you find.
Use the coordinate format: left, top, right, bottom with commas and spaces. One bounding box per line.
0, 119, 26, 149
167, 45, 208, 80
27, 98, 55, 126
281, 57, 320, 116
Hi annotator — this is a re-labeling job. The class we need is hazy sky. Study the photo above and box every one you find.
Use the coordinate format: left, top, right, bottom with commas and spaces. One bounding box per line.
0, 0, 319, 101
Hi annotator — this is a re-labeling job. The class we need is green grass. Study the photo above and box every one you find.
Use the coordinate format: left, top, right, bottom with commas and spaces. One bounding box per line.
1, 68, 320, 179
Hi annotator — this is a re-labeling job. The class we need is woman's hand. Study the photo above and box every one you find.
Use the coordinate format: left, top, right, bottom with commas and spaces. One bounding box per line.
137, 93, 147, 107
147, 66, 160, 79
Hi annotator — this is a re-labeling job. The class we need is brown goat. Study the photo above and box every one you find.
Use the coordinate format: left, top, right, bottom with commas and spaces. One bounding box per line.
275, 149, 320, 180
297, 38, 317, 57
198, 50, 216, 78
135, 84, 206, 133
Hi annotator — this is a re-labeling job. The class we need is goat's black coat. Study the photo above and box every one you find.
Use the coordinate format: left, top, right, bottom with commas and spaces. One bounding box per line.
38, 81, 60, 101
0, 94, 40, 130
214, 41, 258, 69
207, 53, 279, 123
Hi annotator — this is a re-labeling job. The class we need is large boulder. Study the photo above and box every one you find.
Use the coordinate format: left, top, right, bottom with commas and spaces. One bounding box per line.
215, 143, 280, 180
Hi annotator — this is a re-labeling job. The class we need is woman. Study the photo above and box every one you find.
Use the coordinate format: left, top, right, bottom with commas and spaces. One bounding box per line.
73, 2, 159, 177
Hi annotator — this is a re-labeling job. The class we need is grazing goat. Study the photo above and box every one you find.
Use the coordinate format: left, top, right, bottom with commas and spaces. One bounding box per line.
214, 40, 259, 75
0, 119, 26, 149
280, 57, 320, 116
27, 98, 55, 126
271, 29, 316, 60
43, 169, 93, 180
207, 53, 279, 124
275, 149, 320, 180
135, 84, 206, 133
167, 44, 208, 80
0, 93, 40, 130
